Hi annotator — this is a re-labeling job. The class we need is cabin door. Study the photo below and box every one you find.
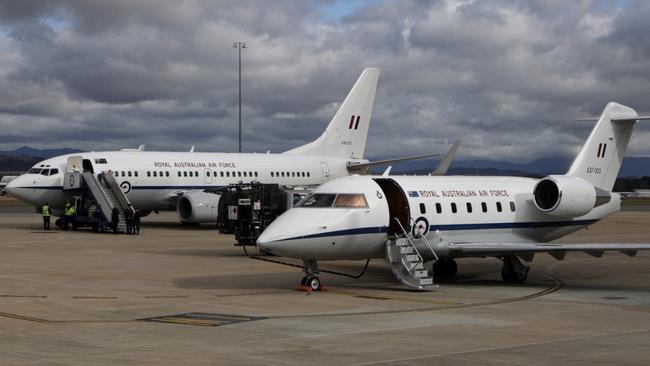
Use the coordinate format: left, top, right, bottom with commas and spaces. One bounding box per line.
320, 162, 330, 181
373, 178, 410, 236
204, 168, 213, 184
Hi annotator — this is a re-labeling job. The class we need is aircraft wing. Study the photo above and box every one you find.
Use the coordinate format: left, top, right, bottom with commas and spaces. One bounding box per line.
447, 242, 650, 261
347, 152, 446, 172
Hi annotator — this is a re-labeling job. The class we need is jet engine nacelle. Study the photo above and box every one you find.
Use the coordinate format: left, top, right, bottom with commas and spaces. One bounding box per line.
176, 192, 220, 223
533, 175, 596, 217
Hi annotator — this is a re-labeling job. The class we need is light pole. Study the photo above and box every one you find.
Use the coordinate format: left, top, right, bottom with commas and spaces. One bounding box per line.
233, 42, 247, 152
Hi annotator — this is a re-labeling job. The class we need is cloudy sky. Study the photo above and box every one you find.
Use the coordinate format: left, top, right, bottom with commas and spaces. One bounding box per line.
0, 0, 649, 162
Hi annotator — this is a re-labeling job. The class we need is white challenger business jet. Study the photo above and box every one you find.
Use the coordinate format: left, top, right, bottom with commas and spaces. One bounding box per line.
6, 68, 442, 224
257, 102, 650, 290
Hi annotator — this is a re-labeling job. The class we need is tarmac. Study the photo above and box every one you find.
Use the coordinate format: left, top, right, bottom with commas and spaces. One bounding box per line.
0, 197, 649, 365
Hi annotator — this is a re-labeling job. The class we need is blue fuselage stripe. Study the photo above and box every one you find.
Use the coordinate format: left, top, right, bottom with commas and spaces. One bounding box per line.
277, 219, 599, 241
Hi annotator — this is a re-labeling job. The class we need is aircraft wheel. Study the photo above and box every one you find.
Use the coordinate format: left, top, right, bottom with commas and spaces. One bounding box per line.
301, 276, 309, 286
501, 267, 529, 283
306, 276, 321, 291
432, 258, 457, 280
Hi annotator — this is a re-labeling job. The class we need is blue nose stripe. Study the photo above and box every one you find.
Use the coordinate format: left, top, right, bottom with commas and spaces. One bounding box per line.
277, 226, 388, 242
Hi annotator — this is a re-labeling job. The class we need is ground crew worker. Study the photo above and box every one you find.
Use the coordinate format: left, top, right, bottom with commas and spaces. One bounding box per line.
124, 204, 134, 234
132, 208, 141, 235
62, 202, 71, 230
65, 202, 77, 230
111, 207, 119, 234
41, 202, 51, 230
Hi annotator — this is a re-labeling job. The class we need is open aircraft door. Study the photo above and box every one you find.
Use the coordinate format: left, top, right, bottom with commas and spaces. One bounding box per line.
66, 156, 83, 173
373, 178, 410, 236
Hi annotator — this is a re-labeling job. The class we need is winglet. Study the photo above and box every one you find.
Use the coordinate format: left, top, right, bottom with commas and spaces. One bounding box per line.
432, 140, 461, 175
382, 166, 392, 176
189, 145, 195, 153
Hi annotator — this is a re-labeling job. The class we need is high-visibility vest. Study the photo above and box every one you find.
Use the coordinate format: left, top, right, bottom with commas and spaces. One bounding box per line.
42, 205, 50, 217
65, 206, 76, 216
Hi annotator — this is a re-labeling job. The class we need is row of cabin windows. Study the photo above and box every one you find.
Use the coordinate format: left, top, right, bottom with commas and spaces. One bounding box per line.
112, 171, 139, 178
111, 170, 305, 179
419, 201, 516, 215
270, 171, 311, 178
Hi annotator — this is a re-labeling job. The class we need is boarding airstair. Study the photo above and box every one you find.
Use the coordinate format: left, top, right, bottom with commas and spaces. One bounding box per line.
385, 218, 438, 290
63, 171, 130, 232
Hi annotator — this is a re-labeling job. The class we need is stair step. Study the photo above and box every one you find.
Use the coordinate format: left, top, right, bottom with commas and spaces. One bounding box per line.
414, 269, 429, 278
399, 246, 414, 254
405, 254, 420, 262
419, 277, 434, 286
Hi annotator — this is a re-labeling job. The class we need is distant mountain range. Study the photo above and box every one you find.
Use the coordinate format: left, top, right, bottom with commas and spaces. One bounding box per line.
0, 146, 82, 159
1, 146, 649, 177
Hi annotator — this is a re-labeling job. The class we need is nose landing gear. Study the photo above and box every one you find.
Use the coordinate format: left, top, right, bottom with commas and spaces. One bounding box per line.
299, 259, 325, 291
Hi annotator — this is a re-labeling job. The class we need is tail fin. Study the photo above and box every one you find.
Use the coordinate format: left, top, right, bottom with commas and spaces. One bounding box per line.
285, 67, 379, 159
567, 102, 638, 190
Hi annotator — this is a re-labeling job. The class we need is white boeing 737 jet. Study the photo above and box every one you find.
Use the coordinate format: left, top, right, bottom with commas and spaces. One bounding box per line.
7, 68, 438, 224
257, 102, 650, 290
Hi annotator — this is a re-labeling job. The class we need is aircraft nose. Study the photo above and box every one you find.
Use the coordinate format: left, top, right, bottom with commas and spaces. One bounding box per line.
5, 175, 33, 203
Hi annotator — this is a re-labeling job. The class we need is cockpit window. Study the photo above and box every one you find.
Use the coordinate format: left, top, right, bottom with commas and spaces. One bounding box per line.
49, 169, 59, 175
40, 169, 50, 176
28, 168, 41, 174
333, 194, 368, 208
298, 194, 336, 208
298, 193, 368, 208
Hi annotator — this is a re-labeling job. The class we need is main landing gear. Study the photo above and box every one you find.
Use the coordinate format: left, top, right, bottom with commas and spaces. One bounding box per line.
300, 259, 323, 291
500, 255, 529, 283
431, 258, 458, 280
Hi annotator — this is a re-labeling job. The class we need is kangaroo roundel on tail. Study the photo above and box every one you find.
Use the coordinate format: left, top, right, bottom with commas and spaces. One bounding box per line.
285, 67, 379, 159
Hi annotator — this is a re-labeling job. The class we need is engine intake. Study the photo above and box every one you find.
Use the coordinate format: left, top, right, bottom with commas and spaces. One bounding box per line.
176, 192, 220, 223
533, 176, 597, 217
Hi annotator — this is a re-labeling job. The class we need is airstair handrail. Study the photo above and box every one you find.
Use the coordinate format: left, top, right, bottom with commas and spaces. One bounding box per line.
393, 217, 425, 266
408, 217, 439, 261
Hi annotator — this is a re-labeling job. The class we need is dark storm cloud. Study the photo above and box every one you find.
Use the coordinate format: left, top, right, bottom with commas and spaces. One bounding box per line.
0, 0, 649, 161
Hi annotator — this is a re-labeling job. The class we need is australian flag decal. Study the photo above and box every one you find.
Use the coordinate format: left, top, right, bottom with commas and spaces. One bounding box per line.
408, 191, 419, 198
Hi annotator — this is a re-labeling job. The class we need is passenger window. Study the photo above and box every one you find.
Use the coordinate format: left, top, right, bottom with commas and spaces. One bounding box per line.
291, 172, 295, 177
153, 171, 157, 177
226, 172, 230, 177
134, 171, 138, 177
496, 202, 502, 212
183, 171, 187, 177
159, 171, 163, 177
451, 203, 457, 214
195, 171, 198, 176
271, 172, 274, 177
334, 194, 368, 208
510, 201, 516, 212
166, 172, 170, 177
255, 172, 258, 177
466, 202, 472, 213
481, 202, 487, 213
281, 172, 285, 177
419, 203, 426, 214
243, 172, 247, 177
178, 171, 181, 177
128, 171, 132, 177
435, 203, 442, 214
206, 171, 210, 177
220, 172, 224, 177
147, 171, 151, 177
307, 172, 311, 177
237, 171, 242, 177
